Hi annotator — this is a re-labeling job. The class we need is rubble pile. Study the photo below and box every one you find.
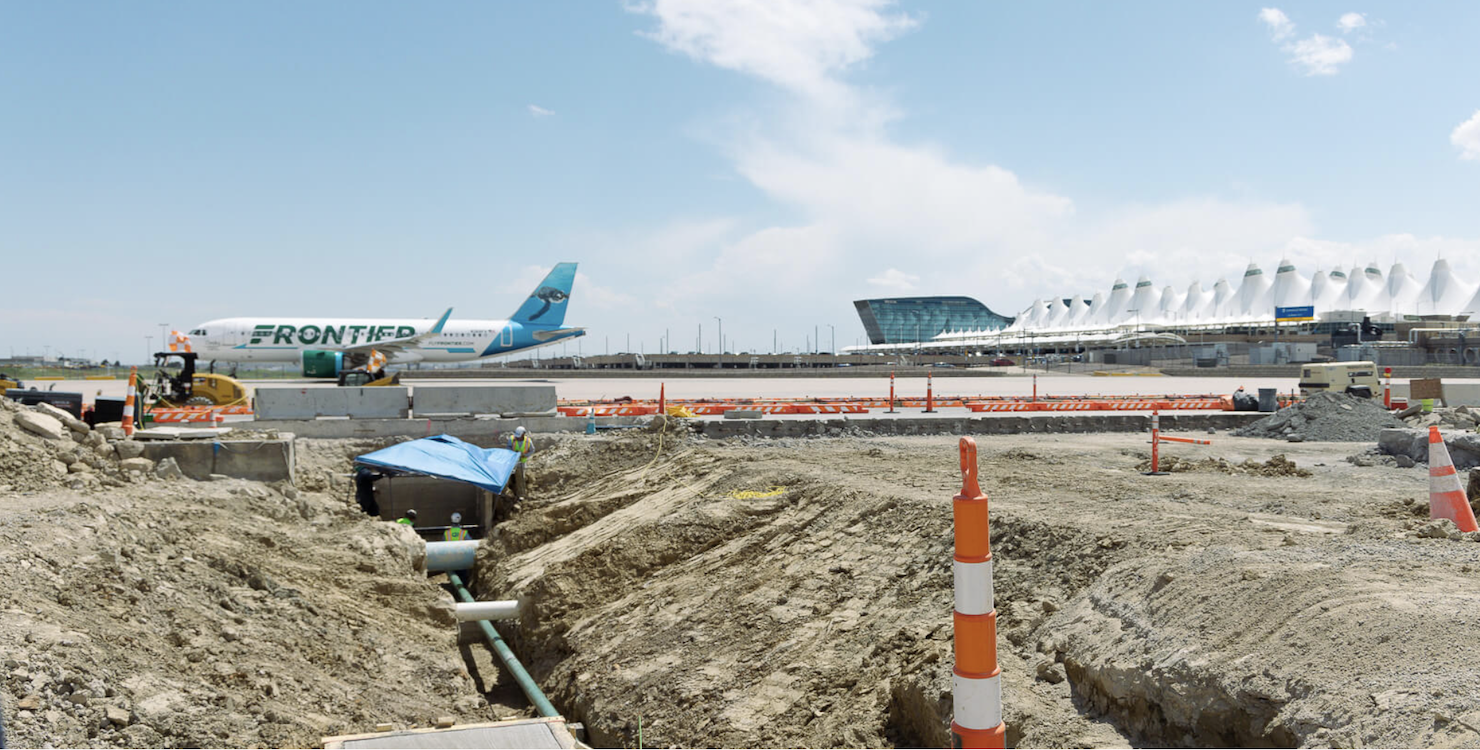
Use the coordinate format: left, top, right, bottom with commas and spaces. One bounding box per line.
1233, 391, 1405, 442
1138, 454, 1312, 477
0, 397, 180, 493
1397, 403, 1480, 431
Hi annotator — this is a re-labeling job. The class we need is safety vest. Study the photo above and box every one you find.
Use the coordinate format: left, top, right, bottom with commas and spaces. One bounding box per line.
511, 435, 533, 464
444, 526, 467, 542
396, 517, 414, 526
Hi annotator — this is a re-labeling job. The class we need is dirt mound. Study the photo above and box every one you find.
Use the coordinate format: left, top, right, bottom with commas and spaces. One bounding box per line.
1, 454, 518, 747
1137, 453, 1313, 477
468, 429, 1479, 749
1042, 539, 1480, 747
1234, 391, 1405, 441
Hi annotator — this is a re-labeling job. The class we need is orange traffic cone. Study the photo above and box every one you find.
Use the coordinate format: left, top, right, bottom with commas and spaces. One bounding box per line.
658, 383, 666, 416
1428, 426, 1479, 533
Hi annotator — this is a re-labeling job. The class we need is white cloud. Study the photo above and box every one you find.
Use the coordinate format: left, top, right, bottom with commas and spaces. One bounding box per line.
1259, 8, 1294, 40
1287, 34, 1353, 75
867, 268, 919, 292
1452, 110, 1480, 161
1337, 12, 1366, 33
621, 0, 1465, 332
1258, 9, 1355, 76
633, 0, 916, 104
527, 104, 555, 117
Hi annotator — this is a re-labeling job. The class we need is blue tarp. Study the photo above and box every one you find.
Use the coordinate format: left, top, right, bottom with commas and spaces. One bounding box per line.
354, 434, 518, 493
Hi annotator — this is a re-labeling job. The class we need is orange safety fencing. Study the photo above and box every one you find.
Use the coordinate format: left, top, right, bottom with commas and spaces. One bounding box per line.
147, 405, 254, 423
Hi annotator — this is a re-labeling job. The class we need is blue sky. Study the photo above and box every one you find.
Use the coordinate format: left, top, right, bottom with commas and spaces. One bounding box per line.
3, 1, 1478, 362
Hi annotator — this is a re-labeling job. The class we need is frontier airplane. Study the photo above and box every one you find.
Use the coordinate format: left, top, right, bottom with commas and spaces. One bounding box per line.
180, 262, 585, 377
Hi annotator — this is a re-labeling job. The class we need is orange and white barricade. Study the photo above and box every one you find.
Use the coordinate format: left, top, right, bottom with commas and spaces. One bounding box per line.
1428, 426, 1479, 532
167, 330, 192, 353
951, 436, 1006, 748
122, 366, 138, 437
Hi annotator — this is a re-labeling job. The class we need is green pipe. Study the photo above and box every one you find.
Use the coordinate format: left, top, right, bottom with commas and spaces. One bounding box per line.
447, 572, 560, 719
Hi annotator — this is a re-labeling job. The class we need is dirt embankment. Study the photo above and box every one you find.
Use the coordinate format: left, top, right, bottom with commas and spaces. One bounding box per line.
0, 402, 517, 748
473, 422, 1480, 748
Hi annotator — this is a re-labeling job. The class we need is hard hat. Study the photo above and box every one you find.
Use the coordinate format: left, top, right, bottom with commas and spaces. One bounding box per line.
451, 512, 462, 524
405, 509, 417, 520
514, 426, 526, 437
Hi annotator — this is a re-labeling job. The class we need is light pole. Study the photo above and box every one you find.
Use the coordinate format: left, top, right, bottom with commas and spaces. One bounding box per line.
159, 323, 169, 350
828, 324, 835, 355
714, 316, 723, 357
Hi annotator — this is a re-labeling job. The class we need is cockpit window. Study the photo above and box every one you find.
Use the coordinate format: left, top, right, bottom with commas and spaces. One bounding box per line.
190, 329, 208, 336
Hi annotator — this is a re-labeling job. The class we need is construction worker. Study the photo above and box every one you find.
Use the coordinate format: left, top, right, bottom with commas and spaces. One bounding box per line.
396, 509, 417, 526
509, 426, 534, 500
444, 512, 468, 541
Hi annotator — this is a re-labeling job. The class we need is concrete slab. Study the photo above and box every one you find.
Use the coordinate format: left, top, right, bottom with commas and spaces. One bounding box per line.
140, 437, 295, 483
323, 717, 579, 749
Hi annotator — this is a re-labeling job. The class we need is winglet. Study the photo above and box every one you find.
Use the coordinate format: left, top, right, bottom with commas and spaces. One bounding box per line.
431, 307, 453, 334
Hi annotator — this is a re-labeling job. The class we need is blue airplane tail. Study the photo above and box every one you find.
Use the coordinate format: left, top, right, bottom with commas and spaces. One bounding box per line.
510, 262, 577, 327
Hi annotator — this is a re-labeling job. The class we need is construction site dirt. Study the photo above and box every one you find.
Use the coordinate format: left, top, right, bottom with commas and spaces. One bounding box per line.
5, 392, 1480, 748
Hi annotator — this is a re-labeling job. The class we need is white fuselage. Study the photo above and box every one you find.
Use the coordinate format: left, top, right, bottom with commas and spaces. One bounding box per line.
187, 316, 581, 364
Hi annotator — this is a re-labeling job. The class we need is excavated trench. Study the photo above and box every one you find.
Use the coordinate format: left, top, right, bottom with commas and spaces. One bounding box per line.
456, 429, 1365, 748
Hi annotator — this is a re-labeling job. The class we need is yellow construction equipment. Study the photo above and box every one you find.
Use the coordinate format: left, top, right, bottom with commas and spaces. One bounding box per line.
147, 352, 250, 407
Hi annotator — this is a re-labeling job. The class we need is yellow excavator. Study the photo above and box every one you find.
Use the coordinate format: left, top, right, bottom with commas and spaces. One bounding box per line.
147, 352, 250, 407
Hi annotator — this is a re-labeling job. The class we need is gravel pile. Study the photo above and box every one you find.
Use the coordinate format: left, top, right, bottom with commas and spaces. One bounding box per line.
1234, 391, 1405, 442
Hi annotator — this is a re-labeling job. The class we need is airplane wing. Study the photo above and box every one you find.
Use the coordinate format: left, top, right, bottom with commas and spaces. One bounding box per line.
337, 308, 453, 359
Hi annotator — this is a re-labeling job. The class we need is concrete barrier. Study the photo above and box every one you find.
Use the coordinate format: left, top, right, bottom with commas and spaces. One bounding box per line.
141, 437, 295, 483
255, 387, 410, 420
410, 385, 556, 417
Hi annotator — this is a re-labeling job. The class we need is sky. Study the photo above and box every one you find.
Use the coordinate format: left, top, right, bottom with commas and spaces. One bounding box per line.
2, 0, 1478, 362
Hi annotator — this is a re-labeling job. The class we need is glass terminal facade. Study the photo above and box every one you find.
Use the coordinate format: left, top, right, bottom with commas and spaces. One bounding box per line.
853, 296, 1015, 345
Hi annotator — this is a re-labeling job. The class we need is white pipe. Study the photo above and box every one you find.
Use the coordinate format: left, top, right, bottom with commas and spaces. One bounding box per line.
455, 600, 521, 622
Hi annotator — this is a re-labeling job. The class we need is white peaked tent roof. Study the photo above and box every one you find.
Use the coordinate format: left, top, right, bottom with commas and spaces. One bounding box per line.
1384, 262, 1422, 314
997, 254, 1480, 336
1182, 281, 1211, 320
1020, 299, 1049, 329
1416, 259, 1475, 316
1084, 291, 1106, 322
1211, 278, 1236, 318
1042, 297, 1071, 328
1463, 281, 1480, 318
1127, 277, 1162, 324
1096, 279, 1133, 326
1310, 268, 1346, 310
1062, 294, 1089, 327
1235, 263, 1273, 320
1346, 263, 1386, 308
1271, 259, 1312, 309
1158, 285, 1185, 323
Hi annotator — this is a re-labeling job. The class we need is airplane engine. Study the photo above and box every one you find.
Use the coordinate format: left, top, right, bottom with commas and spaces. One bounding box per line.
302, 350, 345, 378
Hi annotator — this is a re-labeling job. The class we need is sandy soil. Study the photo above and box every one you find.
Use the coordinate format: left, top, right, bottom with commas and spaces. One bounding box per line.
7, 385, 1480, 748
474, 422, 1480, 748
0, 398, 525, 748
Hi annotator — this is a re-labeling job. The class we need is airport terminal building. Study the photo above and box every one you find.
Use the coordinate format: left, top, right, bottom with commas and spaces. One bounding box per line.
853, 296, 1015, 345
